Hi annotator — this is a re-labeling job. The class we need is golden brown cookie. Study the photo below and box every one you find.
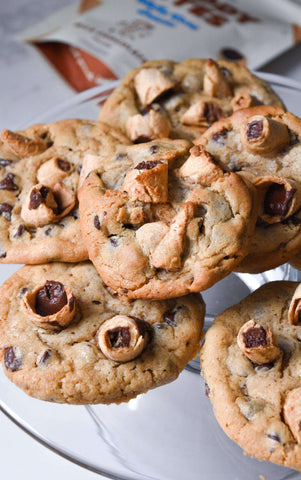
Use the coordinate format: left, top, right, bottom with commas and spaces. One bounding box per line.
98, 58, 284, 142
0, 120, 130, 263
195, 105, 301, 273
201, 281, 301, 471
0, 262, 204, 404
78, 138, 257, 299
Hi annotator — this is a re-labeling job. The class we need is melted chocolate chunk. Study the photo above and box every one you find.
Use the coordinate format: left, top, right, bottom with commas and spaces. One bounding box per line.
29, 186, 50, 210
243, 326, 267, 348
246, 120, 263, 140
57, 159, 70, 171
19, 287, 28, 298
38, 349, 51, 366
204, 103, 223, 124
4, 346, 22, 371
108, 327, 131, 348
164, 306, 182, 326
220, 47, 244, 61
212, 129, 228, 145
13, 224, 25, 238
94, 215, 101, 230
0, 158, 12, 166
264, 184, 294, 218
149, 145, 158, 155
35, 281, 68, 317
135, 160, 163, 170
130, 317, 150, 337
0, 203, 12, 221
0, 173, 18, 191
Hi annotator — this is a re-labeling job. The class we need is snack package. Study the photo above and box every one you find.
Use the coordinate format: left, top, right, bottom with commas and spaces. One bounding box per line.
17, 0, 301, 92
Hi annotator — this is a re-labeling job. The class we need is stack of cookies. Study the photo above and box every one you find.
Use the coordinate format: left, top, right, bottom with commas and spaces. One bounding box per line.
1, 58, 301, 472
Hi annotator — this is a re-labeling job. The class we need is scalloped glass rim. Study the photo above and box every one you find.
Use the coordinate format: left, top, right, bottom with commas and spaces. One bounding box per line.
1, 72, 301, 480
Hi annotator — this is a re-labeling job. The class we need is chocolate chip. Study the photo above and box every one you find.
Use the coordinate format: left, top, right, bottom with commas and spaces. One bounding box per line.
134, 136, 151, 144
266, 433, 281, 443
19, 287, 28, 298
212, 129, 228, 145
0, 158, 12, 166
220, 47, 244, 61
0, 203, 12, 221
254, 361, 274, 372
204, 103, 223, 124
4, 346, 22, 371
57, 159, 71, 171
35, 281, 67, 317
38, 349, 51, 366
116, 152, 126, 160
149, 145, 158, 154
264, 184, 294, 218
123, 223, 138, 230
108, 234, 118, 247
94, 215, 101, 230
135, 160, 163, 170
0, 173, 18, 191
13, 224, 25, 238
92, 300, 101, 305
44, 227, 52, 236
108, 327, 131, 348
246, 120, 263, 140
0, 251, 6, 259
205, 383, 210, 397
194, 205, 207, 217
243, 326, 267, 348
164, 306, 182, 326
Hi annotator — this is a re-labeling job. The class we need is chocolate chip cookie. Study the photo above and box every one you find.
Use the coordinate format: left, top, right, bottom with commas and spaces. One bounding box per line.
195, 105, 301, 273
201, 281, 301, 471
0, 120, 130, 263
98, 58, 284, 143
0, 262, 204, 404
78, 138, 257, 300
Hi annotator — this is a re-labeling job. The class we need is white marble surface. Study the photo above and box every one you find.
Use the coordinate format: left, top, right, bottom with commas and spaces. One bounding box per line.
1, 1, 301, 479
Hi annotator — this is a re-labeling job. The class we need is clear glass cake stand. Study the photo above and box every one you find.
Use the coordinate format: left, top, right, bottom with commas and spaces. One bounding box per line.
1, 74, 301, 480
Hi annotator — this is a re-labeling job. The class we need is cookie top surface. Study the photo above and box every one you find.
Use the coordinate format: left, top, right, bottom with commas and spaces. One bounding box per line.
195, 105, 301, 273
78, 138, 257, 300
98, 58, 284, 143
0, 262, 204, 404
201, 281, 301, 471
0, 119, 130, 263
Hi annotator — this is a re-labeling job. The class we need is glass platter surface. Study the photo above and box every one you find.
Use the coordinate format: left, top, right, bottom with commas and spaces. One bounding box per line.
1, 73, 301, 480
